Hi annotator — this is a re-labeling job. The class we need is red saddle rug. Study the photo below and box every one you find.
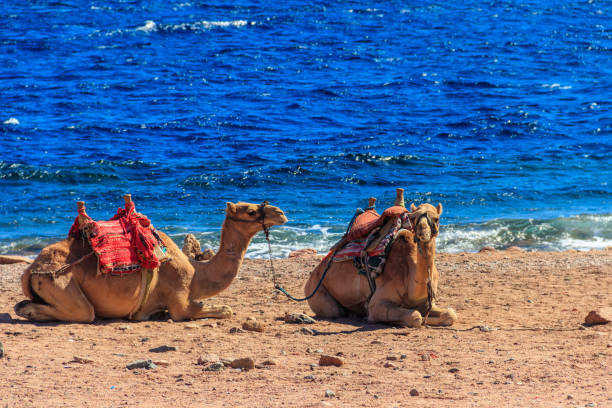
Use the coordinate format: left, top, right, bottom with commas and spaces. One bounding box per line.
69, 203, 166, 275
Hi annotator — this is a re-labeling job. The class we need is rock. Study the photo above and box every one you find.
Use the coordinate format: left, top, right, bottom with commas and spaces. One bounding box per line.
288, 248, 318, 258
197, 354, 220, 365
205, 362, 225, 372
420, 354, 430, 361
319, 355, 343, 367
71, 356, 93, 364
324, 389, 335, 398
284, 313, 315, 324
585, 308, 612, 325
0, 341, 4, 358
478, 247, 496, 253
261, 359, 278, 366
410, 388, 419, 396
126, 360, 156, 370
231, 357, 255, 370
0, 255, 33, 264
0, 313, 11, 323
242, 320, 264, 332
304, 375, 315, 381
386, 354, 399, 361
220, 358, 234, 367
384, 362, 397, 368
149, 345, 177, 353
229, 327, 246, 334
449, 367, 459, 373
117, 325, 130, 331
153, 360, 170, 367
505, 246, 523, 252
184, 323, 198, 330
300, 327, 315, 335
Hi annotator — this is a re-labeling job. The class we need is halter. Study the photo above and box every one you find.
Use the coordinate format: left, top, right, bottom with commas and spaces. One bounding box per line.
411, 211, 438, 244
225, 201, 269, 227
410, 209, 439, 324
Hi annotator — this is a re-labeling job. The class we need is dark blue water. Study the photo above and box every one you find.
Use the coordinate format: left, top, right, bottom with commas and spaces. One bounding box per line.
1, 1, 611, 257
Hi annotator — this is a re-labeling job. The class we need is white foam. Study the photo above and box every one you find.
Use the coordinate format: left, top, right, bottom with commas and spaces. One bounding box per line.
136, 20, 157, 33
3, 117, 19, 125
557, 236, 612, 251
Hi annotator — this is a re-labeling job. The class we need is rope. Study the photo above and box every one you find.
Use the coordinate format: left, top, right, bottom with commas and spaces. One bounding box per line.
423, 325, 585, 332
30, 252, 95, 277
274, 250, 337, 302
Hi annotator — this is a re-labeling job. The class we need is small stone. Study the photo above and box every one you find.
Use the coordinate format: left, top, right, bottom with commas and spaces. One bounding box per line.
384, 362, 396, 368
149, 345, 177, 353
387, 354, 399, 361
325, 389, 335, 398
567, 395, 573, 400
304, 374, 315, 381
314, 349, 324, 353
400, 354, 407, 360
117, 325, 130, 331
205, 362, 225, 372
153, 360, 170, 367
71, 356, 94, 364
585, 403, 596, 407
242, 320, 264, 333
185, 323, 198, 330
370, 340, 383, 345
300, 327, 315, 335
0, 341, 4, 358
231, 357, 255, 370
319, 355, 343, 367
220, 358, 234, 367
140, 337, 150, 343
449, 368, 459, 373
420, 354, 430, 361
126, 360, 156, 370
261, 359, 277, 366
229, 327, 246, 334
585, 308, 612, 325
410, 388, 419, 396
201, 322, 217, 328
284, 313, 315, 324
197, 354, 220, 365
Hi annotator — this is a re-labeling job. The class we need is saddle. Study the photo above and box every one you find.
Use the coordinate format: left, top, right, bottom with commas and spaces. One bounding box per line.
68, 195, 167, 275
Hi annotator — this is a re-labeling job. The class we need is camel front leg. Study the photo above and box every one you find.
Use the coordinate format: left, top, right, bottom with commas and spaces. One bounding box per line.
367, 298, 422, 328
15, 274, 95, 323
166, 299, 233, 321
424, 303, 457, 326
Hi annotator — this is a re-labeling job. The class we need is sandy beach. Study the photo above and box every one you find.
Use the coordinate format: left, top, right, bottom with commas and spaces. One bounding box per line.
0, 248, 611, 407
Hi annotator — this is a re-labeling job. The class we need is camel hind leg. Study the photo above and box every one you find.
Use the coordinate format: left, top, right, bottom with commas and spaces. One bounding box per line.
423, 304, 457, 326
15, 272, 95, 323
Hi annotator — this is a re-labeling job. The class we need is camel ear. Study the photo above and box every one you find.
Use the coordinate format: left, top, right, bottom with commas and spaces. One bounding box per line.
226, 202, 236, 214
437, 203, 443, 215
410, 203, 417, 212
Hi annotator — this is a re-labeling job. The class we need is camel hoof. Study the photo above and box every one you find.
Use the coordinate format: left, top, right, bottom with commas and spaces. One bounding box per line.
14, 300, 32, 319
404, 310, 423, 328
439, 308, 457, 326
218, 305, 233, 319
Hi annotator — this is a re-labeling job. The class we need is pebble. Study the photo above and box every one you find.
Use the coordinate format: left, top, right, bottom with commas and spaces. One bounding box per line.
149, 345, 177, 353
197, 354, 220, 365
0, 341, 3, 358
0, 313, 11, 323
261, 359, 277, 366
585, 308, 612, 325
325, 389, 335, 398
585, 403, 596, 407
229, 327, 246, 334
126, 360, 156, 370
71, 356, 94, 364
567, 395, 573, 400
420, 354, 430, 361
449, 368, 459, 373
231, 357, 255, 370
284, 313, 315, 324
242, 320, 264, 333
117, 325, 130, 331
184, 323, 198, 330
384, 362, 397, 368
370, 340, 383, 345
386, 354, 399, 361
319, 355, 344, 367
153, 360, 170, 367
410, 389, 419, 397
300, 327, 316, 335
304, 375, 315, 381
205, 362, 225, 372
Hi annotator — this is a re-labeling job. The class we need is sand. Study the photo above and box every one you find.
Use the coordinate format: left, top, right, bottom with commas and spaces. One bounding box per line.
0, 248, 611, 407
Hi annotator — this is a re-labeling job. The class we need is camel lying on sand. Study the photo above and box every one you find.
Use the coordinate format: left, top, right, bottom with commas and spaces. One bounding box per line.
304, 193, 456, 327
14, 198, 287, 322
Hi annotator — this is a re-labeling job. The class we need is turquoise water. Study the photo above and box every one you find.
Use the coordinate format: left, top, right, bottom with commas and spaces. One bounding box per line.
1, 1, 611, 257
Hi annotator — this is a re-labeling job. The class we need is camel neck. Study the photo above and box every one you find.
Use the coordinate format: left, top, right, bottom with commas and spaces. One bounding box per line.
189, 218, 256, 299
415, 240, 437, 290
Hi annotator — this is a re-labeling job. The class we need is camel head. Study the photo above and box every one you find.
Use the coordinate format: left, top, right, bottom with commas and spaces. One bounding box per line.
409, 203, 442, 244
225, 201, 288, 233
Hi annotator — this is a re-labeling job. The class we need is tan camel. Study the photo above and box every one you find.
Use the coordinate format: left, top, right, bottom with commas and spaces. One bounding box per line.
14, 200, 287, 322
304, 196, 456, 327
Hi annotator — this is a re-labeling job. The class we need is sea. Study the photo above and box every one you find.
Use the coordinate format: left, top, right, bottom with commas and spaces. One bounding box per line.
1, 1, 611, 258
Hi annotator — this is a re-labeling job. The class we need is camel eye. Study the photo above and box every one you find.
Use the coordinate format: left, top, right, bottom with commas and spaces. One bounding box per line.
247, 210, 256, 216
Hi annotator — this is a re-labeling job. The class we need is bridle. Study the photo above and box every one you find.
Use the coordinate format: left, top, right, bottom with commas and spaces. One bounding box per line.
411, 211, 438, 244
225, 200, 269, 229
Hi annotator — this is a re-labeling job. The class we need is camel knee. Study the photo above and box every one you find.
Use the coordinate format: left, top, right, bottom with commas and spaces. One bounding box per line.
438, 308, 457, 326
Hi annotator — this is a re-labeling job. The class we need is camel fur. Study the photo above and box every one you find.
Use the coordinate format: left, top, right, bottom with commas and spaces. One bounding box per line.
14, 201, 287, 322
304, 203, 456, 327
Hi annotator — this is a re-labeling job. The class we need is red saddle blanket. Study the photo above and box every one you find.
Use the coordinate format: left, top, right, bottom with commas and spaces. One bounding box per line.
69, 204, 166, 275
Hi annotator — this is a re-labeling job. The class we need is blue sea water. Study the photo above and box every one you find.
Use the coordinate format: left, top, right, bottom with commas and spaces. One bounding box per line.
1, 1, 611, 258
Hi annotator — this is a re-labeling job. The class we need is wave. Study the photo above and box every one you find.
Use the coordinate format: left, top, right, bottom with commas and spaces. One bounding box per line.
134, 19, 252, 34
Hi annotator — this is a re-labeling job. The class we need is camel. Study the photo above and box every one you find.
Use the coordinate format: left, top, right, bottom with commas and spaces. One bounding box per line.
14, 198, 287, 322
304, 192, 456, 328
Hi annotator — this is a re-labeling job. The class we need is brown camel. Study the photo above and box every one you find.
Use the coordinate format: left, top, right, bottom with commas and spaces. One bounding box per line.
304, 200, 456, 327
14, 200, 287, 322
